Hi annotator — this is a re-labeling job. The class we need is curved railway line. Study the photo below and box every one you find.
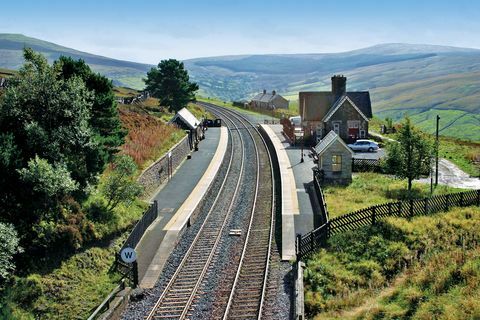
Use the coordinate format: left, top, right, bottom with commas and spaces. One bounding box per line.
144, 103, 275, 319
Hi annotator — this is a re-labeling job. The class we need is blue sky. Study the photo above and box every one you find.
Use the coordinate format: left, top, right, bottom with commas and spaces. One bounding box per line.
1, 0, 480, 63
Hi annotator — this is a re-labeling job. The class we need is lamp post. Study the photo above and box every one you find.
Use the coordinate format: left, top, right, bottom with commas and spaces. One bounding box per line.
435, 115, 440, 186
271, 104, 275, 124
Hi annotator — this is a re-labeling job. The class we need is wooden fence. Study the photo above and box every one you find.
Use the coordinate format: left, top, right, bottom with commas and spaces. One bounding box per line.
297, 189, 480, 260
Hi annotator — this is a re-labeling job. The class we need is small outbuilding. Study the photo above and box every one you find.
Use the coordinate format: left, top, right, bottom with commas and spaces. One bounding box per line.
313, 130, 353, 185
170, 107, 203, 150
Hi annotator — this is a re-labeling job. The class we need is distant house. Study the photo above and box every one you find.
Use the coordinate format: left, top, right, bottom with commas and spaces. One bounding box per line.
170, 107, 202, 149
314, 130, 353, 185
250, 90, 289, 110
299, 75, 372, 144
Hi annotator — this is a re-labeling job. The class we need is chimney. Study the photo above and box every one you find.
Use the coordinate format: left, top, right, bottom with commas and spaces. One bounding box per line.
272, 90, 276, 95
331, 75, 347, 100
263, 89, 267, 94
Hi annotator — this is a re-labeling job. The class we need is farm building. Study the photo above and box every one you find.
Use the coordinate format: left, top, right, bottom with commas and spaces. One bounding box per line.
314, 130, 353, 185
170, 107, 203, 150
299, 75, 372, 144
249, 90, 289, 110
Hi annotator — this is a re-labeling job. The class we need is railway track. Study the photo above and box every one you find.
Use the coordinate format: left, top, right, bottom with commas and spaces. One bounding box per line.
200, 103, 275, 320
145, 103, 274, 320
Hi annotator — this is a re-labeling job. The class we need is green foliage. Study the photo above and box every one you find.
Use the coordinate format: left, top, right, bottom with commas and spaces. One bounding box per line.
55, 56, 126, 165
304, 206, 480, 319
1, 246, 121, 320
101, 155, 143, 211
384, 117, 433, 193
145, 59, 199, 113
0, 223, 21, 281
0, 49, 126, 255
18, 156, 77, 198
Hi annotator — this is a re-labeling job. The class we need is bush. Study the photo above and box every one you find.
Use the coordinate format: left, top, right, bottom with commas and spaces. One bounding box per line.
0, 223, 21, 281
11, 275, 43, 308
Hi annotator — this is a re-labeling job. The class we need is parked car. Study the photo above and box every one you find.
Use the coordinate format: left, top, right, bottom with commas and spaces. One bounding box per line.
347, 139, 379, 152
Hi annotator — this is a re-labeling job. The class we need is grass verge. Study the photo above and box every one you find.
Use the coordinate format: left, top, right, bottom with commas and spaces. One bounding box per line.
323, 172, 463, 218
304, 206, 480, 319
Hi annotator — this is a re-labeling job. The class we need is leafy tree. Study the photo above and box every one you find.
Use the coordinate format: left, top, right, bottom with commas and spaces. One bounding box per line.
18, 156, 77, 205
0, 49, 104, 252
145, 59, 199, 112
101, 155, 143, 211
55, 56, 126, 164
0, 223, 21, 281
384, 117, 432, 194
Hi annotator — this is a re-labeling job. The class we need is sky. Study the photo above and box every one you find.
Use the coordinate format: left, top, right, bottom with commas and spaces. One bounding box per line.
1, 0, 480, 63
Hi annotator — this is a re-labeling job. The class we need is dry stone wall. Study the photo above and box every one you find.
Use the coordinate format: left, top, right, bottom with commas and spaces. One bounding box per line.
137, 135, 190, 197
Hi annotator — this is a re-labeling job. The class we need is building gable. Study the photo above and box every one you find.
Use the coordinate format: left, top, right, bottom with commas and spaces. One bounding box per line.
314, 130, 353, 157
322, 95, 369, 122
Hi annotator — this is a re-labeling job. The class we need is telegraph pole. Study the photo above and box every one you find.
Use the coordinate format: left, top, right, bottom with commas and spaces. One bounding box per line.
435, 115, 440, 186
300, 99, 305, 163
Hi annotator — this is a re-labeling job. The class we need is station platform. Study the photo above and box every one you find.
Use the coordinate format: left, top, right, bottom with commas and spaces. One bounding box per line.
135, 126, 228, 288
259, 124, 321, 261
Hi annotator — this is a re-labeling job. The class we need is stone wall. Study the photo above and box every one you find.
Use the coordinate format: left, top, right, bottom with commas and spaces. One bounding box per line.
137, 135, 190, 197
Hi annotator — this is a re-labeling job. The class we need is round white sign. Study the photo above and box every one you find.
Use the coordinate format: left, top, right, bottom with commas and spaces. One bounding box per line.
120, 247, 137, 263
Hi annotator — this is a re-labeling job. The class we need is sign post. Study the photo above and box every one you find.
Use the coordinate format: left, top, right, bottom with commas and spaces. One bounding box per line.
120, 247, 138, 287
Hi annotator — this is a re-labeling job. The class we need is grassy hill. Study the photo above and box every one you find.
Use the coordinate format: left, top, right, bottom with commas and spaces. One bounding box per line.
1, 34, 479, 140
185, 44, 480, 141
0, 34, 152, 89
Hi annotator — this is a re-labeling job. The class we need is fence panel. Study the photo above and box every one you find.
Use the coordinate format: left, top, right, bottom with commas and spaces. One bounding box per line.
296, 190, 480, 260
119, 201, 158, 252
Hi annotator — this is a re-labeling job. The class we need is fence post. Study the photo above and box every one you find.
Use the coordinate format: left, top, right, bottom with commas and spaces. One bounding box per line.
460, 192, 464, 207
154, 200, 158, 218
424, 198, 429, 215
445, 194, 450, 211
409, 199, 414, 218
132, 261, 139, 288
388, 202, 392, 216
372, 206, 377, 225
352, 158, 355, 172
477, 190, 480, 206
296, 234, 302, 261
399, 201, 403, 217
310, 231, 315, 252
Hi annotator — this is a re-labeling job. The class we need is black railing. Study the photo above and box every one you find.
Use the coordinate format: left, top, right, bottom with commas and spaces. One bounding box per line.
312, 169, 329, 222
297, 189, 480, 260
119, 200, 158, 253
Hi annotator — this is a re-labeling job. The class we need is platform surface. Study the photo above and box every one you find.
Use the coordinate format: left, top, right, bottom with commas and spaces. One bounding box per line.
135, 126, 228, 288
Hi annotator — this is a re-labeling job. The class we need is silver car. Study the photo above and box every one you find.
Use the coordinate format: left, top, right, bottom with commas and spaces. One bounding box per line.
347, 139, 379, 152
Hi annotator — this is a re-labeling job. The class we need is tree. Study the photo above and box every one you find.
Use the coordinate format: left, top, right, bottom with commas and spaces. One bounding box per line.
0, 223, 21, 281
55, 56, 126, 165
144, 59, 199, 113
0, 49, 105, 252
384, 117, 432, 194
101, 155, 143, 211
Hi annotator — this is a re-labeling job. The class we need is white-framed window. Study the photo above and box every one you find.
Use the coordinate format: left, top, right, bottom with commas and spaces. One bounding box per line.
360, 129, 366, 138
333, 122, 340, 135
332, 155, 342, 172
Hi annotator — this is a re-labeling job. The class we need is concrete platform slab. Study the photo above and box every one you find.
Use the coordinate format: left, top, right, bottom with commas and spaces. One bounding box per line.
260, 124, 298, 261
